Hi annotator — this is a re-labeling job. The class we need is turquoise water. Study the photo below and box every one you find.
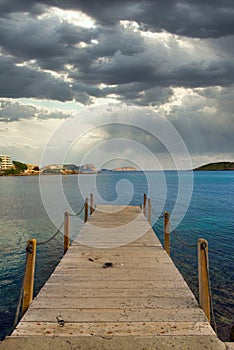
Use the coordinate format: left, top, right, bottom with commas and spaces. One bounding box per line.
0, 171, 233, 341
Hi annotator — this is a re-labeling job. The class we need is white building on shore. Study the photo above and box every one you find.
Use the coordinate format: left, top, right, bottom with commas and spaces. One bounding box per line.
0, 155, 13, 171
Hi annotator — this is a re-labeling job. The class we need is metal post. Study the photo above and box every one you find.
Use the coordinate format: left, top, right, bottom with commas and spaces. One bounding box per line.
64, 211, 70, 254
198, 238, 210, 322
164, 212, 170, 256
84, 197, 89, 222
22, 239, 36, 314
90, 193, 94, 215
148, 198, 151, 225
143, 193, 147, 216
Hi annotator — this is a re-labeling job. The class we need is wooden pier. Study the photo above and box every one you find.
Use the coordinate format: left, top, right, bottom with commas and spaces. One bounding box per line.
0, 205, 228, 349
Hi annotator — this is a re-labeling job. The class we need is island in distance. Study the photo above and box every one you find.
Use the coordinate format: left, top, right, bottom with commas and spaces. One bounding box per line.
41, 164, 138, 174
0, 160, 139, 175
194, 161, 234, 171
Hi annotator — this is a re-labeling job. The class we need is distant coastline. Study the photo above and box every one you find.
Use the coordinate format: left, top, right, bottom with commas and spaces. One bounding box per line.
2, 159, 234, 176
194, 161, 234, 171
0, 161, 138, 176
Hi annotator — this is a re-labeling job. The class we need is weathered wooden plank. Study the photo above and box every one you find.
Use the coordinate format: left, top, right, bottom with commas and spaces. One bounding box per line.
48, 273, 185, 283
1, 336, 226, 350
39, 286, 193, 299
30, 296, 198, 309
71, 237, 162, 247
66, 246, 166, 256
50, 271, 185, 282
56, 257, 174, 269
12, 321, 215, 337
53, 265, 182, 274
21, 307, 207, 323
44, 280, 190, 290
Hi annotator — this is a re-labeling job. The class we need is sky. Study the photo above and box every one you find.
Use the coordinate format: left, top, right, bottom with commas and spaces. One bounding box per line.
0, 0, 234, 169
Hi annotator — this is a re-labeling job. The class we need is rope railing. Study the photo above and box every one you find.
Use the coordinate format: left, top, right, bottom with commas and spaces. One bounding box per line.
158, 214, 164, 219
13, 197, 91, 328
37, 221, 64, 246
171, 229, 197, 249
69, 201, 86, 217
155, 226, 196, 259
152, 208, 199, 249
151, 206, 165, 219
152, 210, 218, 336
36, 202, 87, 247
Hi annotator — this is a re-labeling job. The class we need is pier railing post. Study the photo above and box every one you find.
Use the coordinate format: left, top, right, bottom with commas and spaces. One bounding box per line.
148, 198, 151, 225
198, 238, 210, 322
22, 239, 36, 315
64, 211, 70, 254
90, 193, 94, 215
164, 212, 170, 256
143, 193, 147, 216
84, 198, 89, 222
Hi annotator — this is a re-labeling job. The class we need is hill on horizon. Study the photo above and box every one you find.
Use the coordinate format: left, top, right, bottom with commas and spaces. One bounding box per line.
194, 161, 234, 171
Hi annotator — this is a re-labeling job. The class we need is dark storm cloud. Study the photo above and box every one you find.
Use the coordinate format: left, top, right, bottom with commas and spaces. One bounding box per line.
0, 13, 98, 70
1, 1, 233, 38
0, 0, 41, 15
0, 57, 73, 101
170, 59, 234, 88
68, 30, 234, 93
0, 0, 234, 108
106, 84, 173, 107
59, 0, 234, 38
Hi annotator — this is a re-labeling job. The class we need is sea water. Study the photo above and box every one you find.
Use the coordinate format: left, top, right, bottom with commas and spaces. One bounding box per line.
0, 171, 233, 341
